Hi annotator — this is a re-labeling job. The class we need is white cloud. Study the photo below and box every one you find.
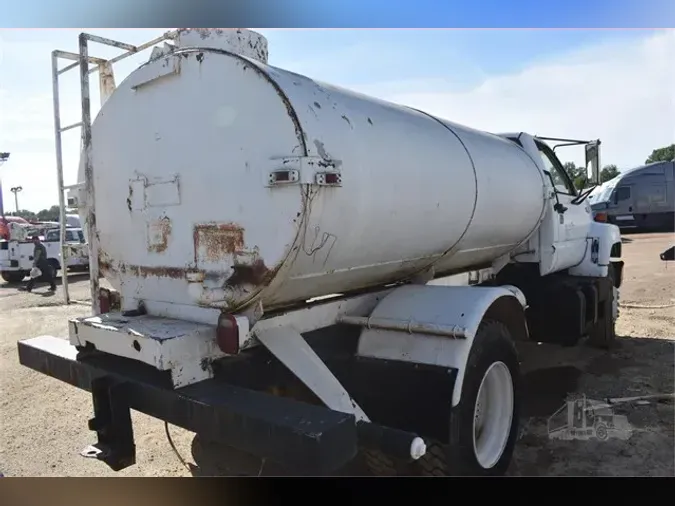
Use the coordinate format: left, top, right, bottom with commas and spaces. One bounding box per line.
1, 29, 674, 212
0, 30, 161, 213
351, 29, 675, 169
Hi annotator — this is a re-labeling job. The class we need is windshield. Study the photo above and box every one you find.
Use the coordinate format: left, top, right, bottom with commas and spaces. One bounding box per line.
535, 141, 577, 196
45, 229, 83, 242
588, 180, 617, 204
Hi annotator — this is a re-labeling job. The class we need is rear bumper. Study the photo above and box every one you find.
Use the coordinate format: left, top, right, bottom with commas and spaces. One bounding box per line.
17, 336, 422, 475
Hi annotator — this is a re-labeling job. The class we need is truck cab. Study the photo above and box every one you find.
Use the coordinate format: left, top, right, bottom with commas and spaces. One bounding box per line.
498, 133, 619, 278
43, 227, 90, 272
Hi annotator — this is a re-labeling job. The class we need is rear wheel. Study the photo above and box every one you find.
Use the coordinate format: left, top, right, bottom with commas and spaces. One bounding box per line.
1, 271, 25, 283
364, 319, 520, 476
595, 423, 608, 441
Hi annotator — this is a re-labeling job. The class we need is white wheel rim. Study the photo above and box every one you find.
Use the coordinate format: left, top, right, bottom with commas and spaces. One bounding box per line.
472, 361, 514, 469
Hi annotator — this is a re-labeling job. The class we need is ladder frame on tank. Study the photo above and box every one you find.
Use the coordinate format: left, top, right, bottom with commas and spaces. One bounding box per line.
51, 30, 179, 310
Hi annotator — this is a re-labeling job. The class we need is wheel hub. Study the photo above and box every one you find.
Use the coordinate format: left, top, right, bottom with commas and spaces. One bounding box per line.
471, 361, 514, 469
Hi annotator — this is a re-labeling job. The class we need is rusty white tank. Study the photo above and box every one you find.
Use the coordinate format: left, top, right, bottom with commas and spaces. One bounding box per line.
78, 28, 547, 315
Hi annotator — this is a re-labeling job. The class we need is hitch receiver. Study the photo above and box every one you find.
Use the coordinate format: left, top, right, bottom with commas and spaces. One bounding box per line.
83, 377, 136, 471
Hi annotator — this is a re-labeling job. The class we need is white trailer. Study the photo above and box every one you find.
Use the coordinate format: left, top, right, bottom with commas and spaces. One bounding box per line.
18, 29, 624, 476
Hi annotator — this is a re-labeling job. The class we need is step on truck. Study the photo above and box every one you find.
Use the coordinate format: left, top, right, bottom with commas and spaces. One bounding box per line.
17, 29, 624, 476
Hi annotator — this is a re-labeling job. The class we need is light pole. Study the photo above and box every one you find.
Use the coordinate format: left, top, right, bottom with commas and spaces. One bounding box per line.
0, 152, 10, 220
10, 186, 22, 213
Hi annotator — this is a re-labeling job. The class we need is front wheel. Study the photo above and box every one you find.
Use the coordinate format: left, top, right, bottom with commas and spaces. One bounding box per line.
587, 263, 618, 349
595, 423, 608, 441
364, 319, 521, 476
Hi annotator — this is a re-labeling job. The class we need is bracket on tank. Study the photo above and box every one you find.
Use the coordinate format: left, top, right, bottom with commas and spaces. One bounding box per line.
266, 156, 343, 187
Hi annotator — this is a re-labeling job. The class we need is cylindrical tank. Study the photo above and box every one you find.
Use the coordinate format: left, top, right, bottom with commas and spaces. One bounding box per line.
80, 28, 547, 314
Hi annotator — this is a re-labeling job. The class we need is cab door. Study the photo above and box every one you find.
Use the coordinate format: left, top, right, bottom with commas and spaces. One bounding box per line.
502, 134, 594, 276
609, 185, 635, 226
535, 140, 591, 275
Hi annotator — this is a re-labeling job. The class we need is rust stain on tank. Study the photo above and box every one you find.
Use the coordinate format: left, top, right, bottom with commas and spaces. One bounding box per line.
226, 258, 272, 287
98, 249, 114, 273
148, 217, 172, 254
194, 223, 245, 263
130, 265, 189, 279
121, 264, 191, 279
98, 245, 192, 279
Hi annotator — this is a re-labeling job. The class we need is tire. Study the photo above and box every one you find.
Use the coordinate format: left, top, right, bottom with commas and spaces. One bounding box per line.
1, 271, 25, 283
595, 423, 608, 441
362, 448, 400, 476
587, 263, 617, 350
364, 319, 520, 476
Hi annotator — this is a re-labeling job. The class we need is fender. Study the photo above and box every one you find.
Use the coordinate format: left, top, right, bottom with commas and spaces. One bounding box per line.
356, 284, 528, 407
568, 221, 622, 278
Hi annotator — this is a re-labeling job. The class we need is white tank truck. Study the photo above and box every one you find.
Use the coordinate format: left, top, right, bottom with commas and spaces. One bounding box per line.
18, 29, 624, 476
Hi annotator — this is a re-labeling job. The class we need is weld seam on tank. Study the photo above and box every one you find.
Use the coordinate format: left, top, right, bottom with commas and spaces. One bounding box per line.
403, 107, 480, 275
171, 47, 308, 156
503, 136, 550, 247
165, 46, 311, 313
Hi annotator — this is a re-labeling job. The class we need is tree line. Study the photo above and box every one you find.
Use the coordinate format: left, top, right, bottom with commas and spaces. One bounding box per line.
564, 143, 674, 190
564, 163, 620, 189
7, 205, 61, 222
5, 144, 674, 220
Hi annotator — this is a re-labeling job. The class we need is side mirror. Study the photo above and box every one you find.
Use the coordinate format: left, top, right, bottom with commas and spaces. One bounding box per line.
585, 140, 601, 185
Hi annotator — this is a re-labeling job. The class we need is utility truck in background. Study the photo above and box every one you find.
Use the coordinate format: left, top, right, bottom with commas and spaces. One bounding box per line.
17, 29, 624, 476
0, 226, 88, 283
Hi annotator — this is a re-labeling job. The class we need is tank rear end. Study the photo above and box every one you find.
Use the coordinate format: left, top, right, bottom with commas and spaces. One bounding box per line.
83, 29, 306, 314
80, 28, 546, 319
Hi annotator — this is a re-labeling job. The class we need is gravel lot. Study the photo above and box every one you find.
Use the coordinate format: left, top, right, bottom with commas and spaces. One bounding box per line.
1, 232, 673, 476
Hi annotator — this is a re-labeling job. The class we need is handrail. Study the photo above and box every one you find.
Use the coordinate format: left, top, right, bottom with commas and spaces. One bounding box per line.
51, 30, 179, 310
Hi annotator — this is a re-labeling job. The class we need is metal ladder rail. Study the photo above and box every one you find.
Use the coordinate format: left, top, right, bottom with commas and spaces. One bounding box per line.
51, 30, 178, 311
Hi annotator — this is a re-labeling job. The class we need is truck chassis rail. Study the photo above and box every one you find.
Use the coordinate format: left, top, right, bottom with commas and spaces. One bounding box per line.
18, 336, 420, 475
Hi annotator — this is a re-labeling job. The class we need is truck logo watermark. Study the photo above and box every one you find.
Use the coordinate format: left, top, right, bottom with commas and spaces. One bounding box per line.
547, 395, 634, 442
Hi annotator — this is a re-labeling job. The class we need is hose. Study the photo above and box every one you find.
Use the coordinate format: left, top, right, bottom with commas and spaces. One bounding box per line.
164, 421, 266, 476
164, 421, 191, 472
619, 302, 675, 309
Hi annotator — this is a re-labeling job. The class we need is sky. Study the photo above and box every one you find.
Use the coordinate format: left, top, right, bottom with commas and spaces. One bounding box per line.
0, 28, 674, 212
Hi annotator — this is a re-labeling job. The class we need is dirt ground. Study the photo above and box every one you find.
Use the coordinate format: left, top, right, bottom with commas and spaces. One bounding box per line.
0, 232, 673, 477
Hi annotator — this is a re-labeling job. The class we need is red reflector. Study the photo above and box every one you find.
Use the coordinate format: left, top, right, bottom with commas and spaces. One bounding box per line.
99, 288, 111, 314
216, 314, 240, 355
